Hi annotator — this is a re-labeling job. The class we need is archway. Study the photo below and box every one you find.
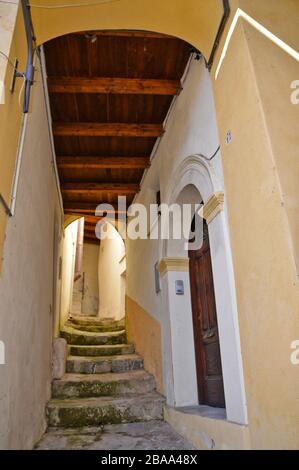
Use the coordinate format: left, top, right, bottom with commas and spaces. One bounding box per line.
97, 221, 126, 321
160, 155, 247, 425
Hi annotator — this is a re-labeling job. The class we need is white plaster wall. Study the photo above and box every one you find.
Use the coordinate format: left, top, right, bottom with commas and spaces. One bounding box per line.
0, 66, 62, 449
127, 58, 223, 318
98, 223, 125, 320
126, 58, 245, 414
60, 220, 78, 327
81, 242, 100, 316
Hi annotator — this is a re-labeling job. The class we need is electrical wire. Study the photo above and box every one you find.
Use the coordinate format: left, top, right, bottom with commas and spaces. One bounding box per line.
195, 146, 221, 162
0, 50, 25, 99
0, 50, 17, 69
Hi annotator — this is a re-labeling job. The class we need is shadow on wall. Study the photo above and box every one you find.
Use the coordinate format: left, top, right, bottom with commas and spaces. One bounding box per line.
98, 222, 126, 321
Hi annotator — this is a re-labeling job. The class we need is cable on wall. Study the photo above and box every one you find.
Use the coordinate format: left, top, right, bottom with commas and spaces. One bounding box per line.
195, 146, 220, 162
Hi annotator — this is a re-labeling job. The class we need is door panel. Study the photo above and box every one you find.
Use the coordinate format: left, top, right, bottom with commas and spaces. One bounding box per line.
189, 220, 225, 408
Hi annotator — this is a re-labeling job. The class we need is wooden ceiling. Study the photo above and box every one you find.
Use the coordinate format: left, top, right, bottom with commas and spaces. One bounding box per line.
44, 30, 192, 243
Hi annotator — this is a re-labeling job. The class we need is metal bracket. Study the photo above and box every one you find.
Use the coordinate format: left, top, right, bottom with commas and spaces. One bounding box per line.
10, 59, 24, 94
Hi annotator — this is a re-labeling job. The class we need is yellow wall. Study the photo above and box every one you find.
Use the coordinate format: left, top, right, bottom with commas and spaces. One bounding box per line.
0, 7, 28, 260
211, 0, 299, 449
126, 296, 163, 394
0, 63, 62, 449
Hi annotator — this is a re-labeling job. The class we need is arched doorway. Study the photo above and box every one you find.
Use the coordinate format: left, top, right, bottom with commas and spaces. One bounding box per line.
189, 218, 225, 408
160, 155, 247, 425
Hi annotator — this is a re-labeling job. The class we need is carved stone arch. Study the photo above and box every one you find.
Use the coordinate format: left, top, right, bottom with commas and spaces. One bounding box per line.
159, 154, 247, 424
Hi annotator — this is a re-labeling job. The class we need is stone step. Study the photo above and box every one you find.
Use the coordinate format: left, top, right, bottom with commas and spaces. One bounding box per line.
66, 320, 125, 333
69, 344, 135, 357
52, 371, 156, 398
66, 354, 143, 374
69, 316, 125, 329
61, 326, 126, 346
46, 392, 165, 427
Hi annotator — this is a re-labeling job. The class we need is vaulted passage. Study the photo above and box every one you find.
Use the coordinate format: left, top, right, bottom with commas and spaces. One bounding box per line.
35, 29, 196, 449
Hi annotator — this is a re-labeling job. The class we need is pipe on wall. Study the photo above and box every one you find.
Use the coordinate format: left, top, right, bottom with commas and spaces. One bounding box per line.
207, 0, 230, 70
20, 0, 35, 113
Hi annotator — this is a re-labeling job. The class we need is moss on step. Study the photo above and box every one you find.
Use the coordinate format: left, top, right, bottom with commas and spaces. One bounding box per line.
60, 328, 126, 346
69, 344, 134, 357
49, 405, 134, 427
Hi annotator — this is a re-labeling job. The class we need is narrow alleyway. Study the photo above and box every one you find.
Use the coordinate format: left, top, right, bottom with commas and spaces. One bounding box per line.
37, 316, 194, 450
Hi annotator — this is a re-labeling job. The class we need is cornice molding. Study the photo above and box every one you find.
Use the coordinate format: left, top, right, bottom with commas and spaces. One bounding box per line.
199, 191, 224, 224
158, 257, 189, 277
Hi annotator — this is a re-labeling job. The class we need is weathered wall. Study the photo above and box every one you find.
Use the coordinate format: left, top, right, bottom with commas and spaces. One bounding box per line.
126, 58, 223, 399
81, 242, 100, 316
126, 296, 163, 393
210, 1, 299, 449
0, 65, 61, 449
60, 220, 78, 327
98, 223, 125, 320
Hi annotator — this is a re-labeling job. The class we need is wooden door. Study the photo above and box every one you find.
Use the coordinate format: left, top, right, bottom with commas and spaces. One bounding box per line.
189, 220, 225, 408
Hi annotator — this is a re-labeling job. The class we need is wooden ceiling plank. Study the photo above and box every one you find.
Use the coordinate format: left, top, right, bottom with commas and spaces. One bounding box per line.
62, 182, 139, 194
57, 156, 149, 169
48, 77, 181, 96
53, 123, 163, 137
64, 203, 127, 215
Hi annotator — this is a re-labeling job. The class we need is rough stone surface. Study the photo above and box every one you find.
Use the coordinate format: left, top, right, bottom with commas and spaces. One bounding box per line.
35, 421, 196, 450
52, 338, 68, 380
69, 344, 135, 357
66, 320, 125, 333
47, 317, 165, 432
60, 327, 126, 345
46, 393, 165, 427
66, 354, 143, 374
69, 316, 125, 329
52, 371, 156, 398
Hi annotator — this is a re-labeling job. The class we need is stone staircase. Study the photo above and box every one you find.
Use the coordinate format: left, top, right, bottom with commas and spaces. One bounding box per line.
46, 316, 165, 427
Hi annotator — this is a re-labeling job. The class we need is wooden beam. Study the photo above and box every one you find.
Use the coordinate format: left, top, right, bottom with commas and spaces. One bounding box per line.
84, 237, 101, 245
83, 215, 125, 224
48, 77, 181, 96
65, 208, 126, 217
57, 156, 149, 170
62, 182, 139, 195
64, 202, 128, 215
84, 225, 97, 233
53, 123, 163, 138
